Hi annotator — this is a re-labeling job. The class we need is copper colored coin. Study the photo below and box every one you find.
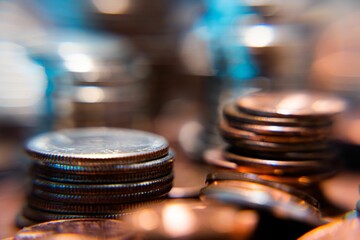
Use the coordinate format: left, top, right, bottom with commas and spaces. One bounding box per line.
223, 103, 332, 127
236, 91, 346, 118
223, 149, 333, 176
220, 121, 327, 144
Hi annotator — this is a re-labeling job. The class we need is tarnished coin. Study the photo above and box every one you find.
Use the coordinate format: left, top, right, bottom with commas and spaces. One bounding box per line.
220, 121, 327, 144
201, 180, 323, 226
31, 182, 173, 204
15, 218, 137, 239
223, 103, 332, 127
223, 138, 328, 152
31, 173, 174, 194
25, 127, 169, 163
236, 91, 346, 118
223, 149, 333, 176
27, 195, 164, 214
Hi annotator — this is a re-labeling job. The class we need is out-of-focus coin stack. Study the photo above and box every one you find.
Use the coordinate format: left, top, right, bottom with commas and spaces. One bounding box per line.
27, 31, 150, 130
17, 127, 174, 228
218, 91, 346, 189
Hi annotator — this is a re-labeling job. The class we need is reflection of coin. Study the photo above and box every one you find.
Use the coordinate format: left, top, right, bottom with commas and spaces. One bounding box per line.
223, 103, 332, 127
15, 219, 137, 239
31, 182, 173, 204
26, 127, 169, 163
220, 121, 327, 144
201, 180, 322, 226
236, 91, 346, 118
32, 173, 174, 194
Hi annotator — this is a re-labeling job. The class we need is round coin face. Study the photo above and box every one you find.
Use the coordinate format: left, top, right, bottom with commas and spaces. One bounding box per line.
15, 218, 136, 239
236, 91, 346, 118
25, 127, 169, 163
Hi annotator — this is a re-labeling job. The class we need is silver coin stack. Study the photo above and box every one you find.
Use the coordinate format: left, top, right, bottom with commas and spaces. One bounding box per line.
17, 127, 174, 227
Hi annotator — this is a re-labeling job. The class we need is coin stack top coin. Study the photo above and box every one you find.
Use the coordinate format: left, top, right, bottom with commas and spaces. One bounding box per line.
17, 127, 174, 228
216, 90, 346, 188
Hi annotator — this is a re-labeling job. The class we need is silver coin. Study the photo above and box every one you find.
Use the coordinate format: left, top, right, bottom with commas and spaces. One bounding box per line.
15, 218, 137, 239
26, 127, 169, 163
201, 180, 323, 226
236, 91, 346, 118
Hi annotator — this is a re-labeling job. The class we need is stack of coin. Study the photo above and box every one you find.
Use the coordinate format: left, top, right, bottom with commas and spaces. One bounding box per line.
216, 91, 346, 188
17, 127, 174, 227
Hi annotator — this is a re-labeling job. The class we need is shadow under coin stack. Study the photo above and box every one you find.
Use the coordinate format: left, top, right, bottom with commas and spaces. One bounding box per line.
17, 127, 174, 228
218, 91, 346, 189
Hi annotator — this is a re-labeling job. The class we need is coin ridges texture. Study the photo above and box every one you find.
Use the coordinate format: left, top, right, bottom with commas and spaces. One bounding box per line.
25, 127, 169, 163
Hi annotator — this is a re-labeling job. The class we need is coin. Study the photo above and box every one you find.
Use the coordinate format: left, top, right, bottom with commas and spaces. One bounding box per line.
200, 180, 323, 226
33, 165, 173, 183
236, 91, 346, 118
223, 103, 332, 127
223, 149, 333, 176
31, 182, 173, 204
298, 215, 360, 240
31, 172, 174, 194
227, 122, 330, 137
32, 151, 175, 173
15, 219, 137, 239
25, 127, 169, 163
27, 195, 164, 214
220, 121, 327, 144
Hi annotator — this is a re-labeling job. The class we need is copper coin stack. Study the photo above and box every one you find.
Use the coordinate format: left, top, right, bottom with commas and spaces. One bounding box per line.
17, 127, 174, 228
217, 91, 346, 188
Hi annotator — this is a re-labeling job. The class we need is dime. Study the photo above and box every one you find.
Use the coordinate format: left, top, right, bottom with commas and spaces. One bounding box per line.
31, 172, 174, 194
32, 151, 175, 173
31, 182, 173, 204
27, 195, 164, 214
25, 127, 169, 163
236, 91, 346, 118
33, 165, 173, 183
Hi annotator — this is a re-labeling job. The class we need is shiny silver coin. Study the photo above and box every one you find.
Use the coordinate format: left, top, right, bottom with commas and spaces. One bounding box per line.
25, 127, 169, 163
33, 165, 173, 183
220, 121, 327, 144
30, 182, 172, 204
236, 91, 346, 118
31, 173, 173, 195
33, 151, 174, 172
228, 122, 331, 137
223, 103, 332, 127
15, 218, 137, 239
205, 171, 320, 209
223, 149, 333, 176
200, 180, 323, 226
27, 195, 164, 215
